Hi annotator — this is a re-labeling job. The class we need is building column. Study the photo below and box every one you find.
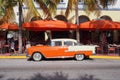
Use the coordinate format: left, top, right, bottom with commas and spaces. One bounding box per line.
113, 30, 119, 44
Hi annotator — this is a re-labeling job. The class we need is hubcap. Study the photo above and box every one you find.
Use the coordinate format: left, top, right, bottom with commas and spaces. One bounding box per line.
75, 54, 84, 61
33, 53, 42, 61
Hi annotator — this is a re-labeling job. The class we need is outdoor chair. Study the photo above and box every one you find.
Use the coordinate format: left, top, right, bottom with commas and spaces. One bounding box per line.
108, 46, 116, 54
0, 40, 6, 54
96, 46, 103, 54
2, 44, 10, 54
0, 41, 3, 54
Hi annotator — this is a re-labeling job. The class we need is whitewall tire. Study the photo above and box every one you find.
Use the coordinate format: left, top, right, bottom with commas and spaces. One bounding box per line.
75, 54, 84, 61
32, 52, 42, 61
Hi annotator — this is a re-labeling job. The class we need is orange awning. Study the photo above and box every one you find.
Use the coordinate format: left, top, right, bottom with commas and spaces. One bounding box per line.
22, 20, 77, 31
79, 20, 120, 30
0, 23, 18, 30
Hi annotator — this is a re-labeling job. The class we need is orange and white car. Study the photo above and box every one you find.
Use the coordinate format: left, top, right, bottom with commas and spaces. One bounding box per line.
26, 38, 97, 61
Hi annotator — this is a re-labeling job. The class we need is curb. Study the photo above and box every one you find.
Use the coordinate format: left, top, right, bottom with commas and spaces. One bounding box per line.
0, 55, 120, 60
0, 56, 26, 59
90, 55, 120, 60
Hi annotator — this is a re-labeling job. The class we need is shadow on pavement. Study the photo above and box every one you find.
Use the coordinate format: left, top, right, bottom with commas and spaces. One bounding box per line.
0, 72, 100, 80
0, 75, 4, 79
27, 57, 94, 62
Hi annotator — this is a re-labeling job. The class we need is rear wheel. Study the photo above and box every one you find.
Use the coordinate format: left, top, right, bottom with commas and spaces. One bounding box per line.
75, 54, 84, 61
32, 52, 42, 61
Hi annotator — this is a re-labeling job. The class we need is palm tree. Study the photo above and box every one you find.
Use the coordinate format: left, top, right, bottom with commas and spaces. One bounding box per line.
0, 0, 59, 54
18, 0, 23, 54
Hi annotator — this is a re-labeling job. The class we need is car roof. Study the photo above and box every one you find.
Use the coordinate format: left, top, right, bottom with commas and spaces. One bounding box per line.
51, 38, 78, 43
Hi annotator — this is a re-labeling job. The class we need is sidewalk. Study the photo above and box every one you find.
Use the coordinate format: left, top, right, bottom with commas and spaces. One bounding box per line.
0, 53, 26, 59
90, 55, 120, 60
0, 53, 120, 60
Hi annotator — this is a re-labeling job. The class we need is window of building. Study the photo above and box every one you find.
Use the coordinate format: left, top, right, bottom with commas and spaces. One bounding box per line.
60, 0, 64, 2
60, 0, 65, 4
79, 0, 84, 5
79, 0, 82, 2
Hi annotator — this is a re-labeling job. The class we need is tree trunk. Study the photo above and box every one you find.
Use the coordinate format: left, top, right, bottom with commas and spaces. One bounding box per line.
75, 1, 80, 42
18, 1, 23, 54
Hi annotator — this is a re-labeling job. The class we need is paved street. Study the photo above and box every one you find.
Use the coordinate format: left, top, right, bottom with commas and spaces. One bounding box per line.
0, 59, 120, 80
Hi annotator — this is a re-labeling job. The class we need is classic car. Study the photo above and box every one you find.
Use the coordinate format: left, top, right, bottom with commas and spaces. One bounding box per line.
26, 38, 97, 61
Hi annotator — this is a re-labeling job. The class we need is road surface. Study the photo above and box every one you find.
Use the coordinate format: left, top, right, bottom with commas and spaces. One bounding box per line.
0, 59, 120, 80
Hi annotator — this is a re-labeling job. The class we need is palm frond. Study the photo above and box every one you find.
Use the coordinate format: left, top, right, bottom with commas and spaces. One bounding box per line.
83, 0, 98, 16
0, 0, 5, 16
47, 0, 57, 17
35, 0, 58, 19
0, 0, 17, 23
65, 0, 116, 18
35, 0, 50, 18
24, 0, 41, 21
83, 0, 115, 17
65, 0, 77, 18
53, 0, 61, 4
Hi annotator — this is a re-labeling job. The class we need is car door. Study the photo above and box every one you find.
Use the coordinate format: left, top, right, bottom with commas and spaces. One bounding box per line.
43, 41, 67, 58
62, 41, 75, 57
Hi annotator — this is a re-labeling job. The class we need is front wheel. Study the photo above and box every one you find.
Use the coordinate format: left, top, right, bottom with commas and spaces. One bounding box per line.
75, 54, 84, 61
32, 52, 42, 61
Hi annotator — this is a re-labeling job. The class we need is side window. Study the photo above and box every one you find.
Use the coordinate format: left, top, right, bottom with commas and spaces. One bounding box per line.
64, 41, 73, 46
74, 42, 78, 46
51, 41, 62, 46
51, 42, 55, 46
55, 41, 62, 46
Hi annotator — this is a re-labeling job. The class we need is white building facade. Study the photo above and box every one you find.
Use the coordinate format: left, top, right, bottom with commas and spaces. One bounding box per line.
14, 0, 120, 23
14, 0, 120, 45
